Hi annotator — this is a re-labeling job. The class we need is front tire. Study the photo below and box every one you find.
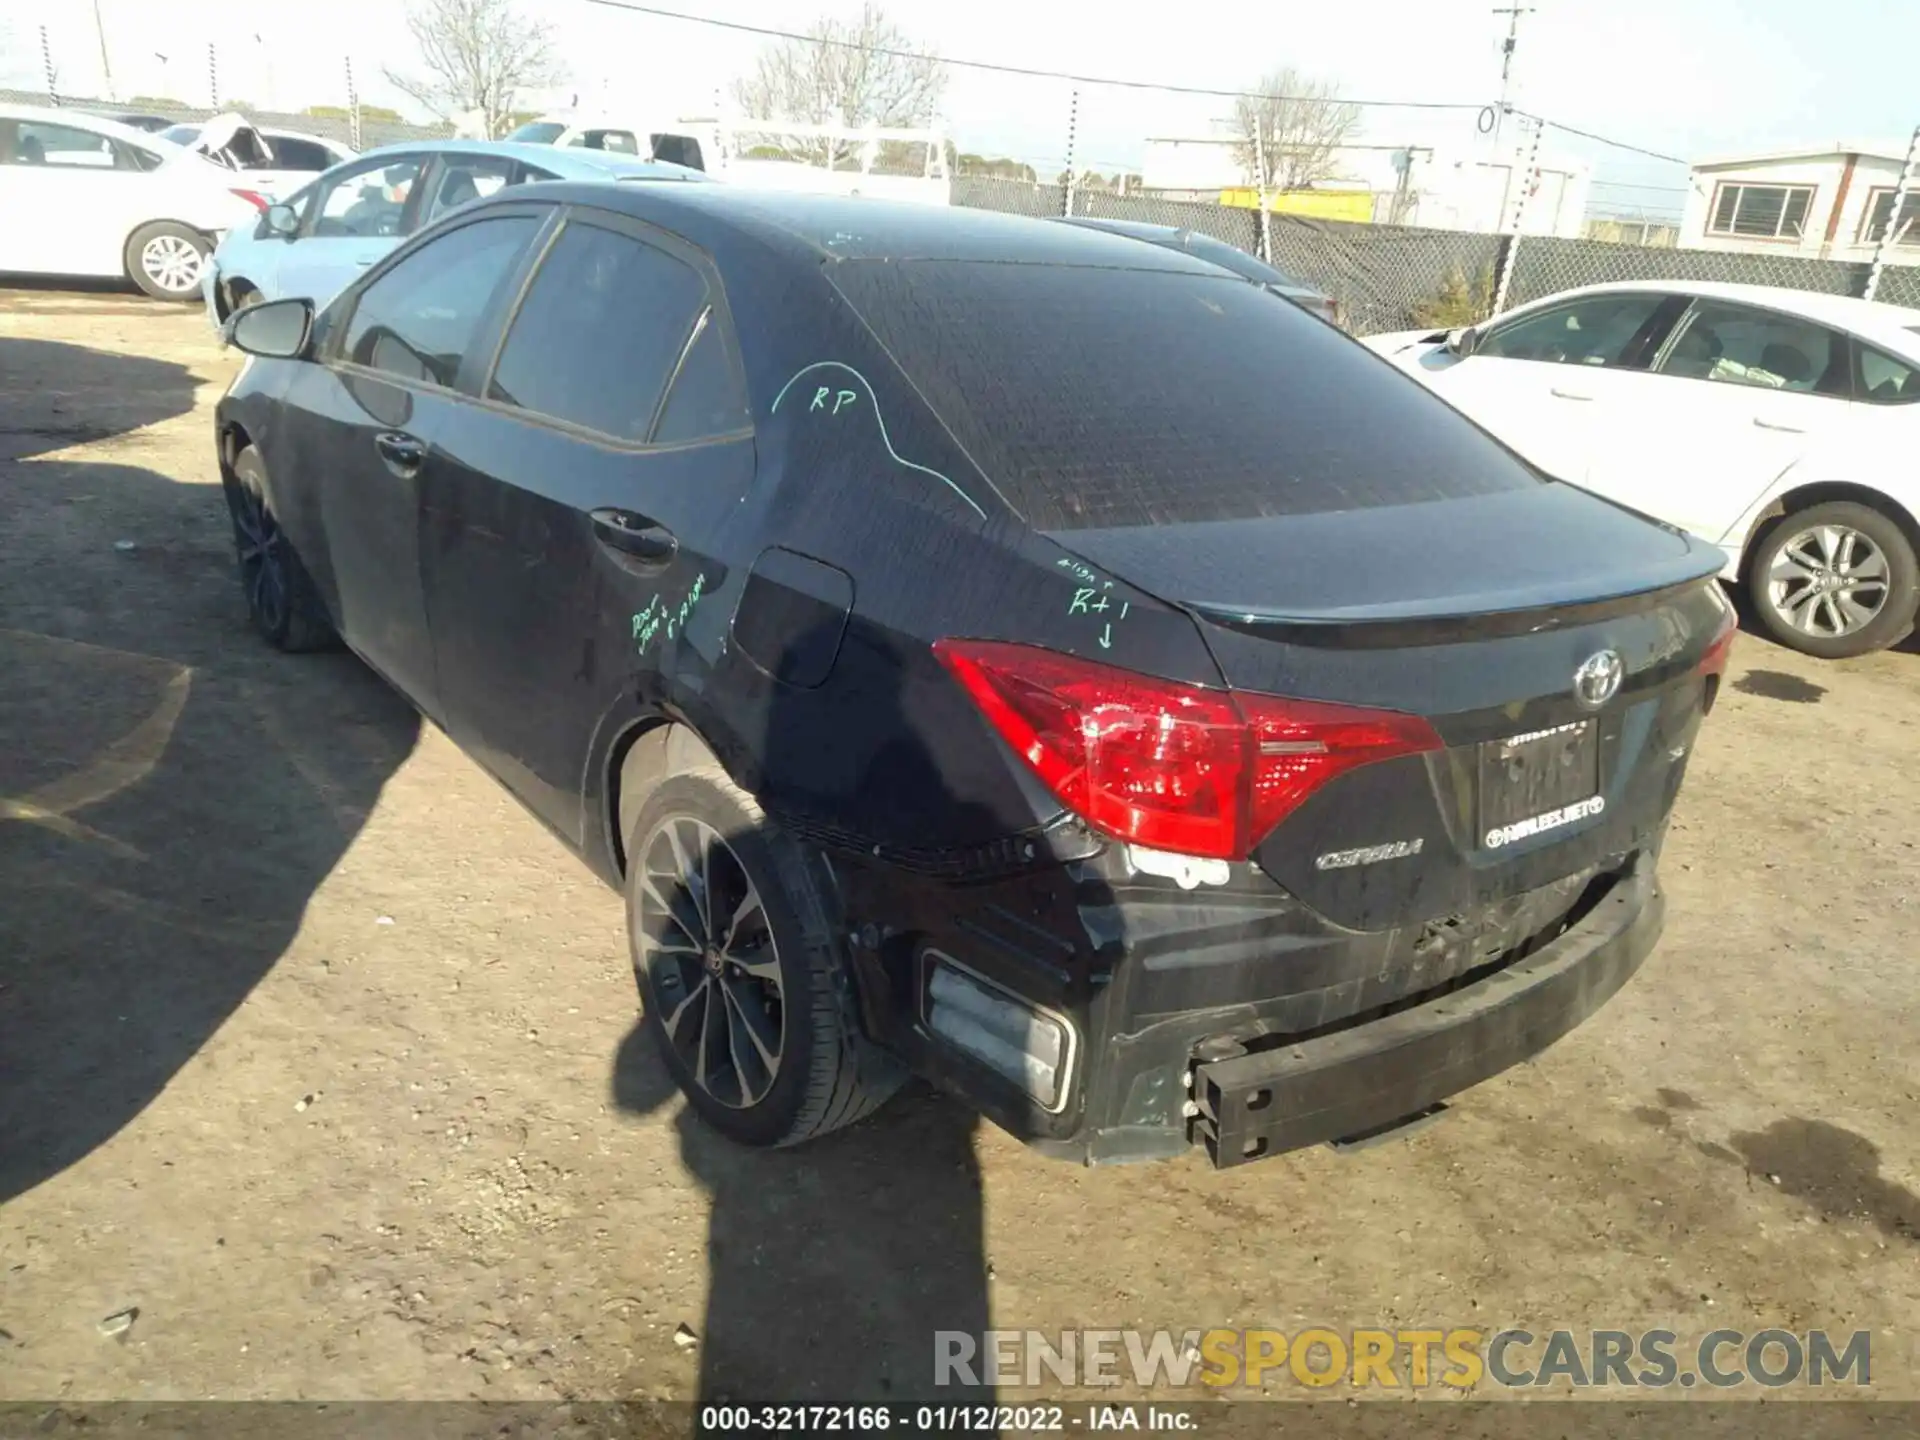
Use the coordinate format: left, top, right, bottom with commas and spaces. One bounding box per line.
1747, 500, 1918, 658
626, 769, 902, 1148
225, 445, 336, 652
124, 221, 211, 301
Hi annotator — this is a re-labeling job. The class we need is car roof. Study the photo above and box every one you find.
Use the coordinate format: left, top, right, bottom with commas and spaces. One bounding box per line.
0, 101, 184, 150
1522, 279, 1920, 355
494, 182, 1232, 273
351, 137, 705, 181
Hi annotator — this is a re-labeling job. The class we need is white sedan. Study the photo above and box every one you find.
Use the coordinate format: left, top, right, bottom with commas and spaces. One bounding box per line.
0, 103, 262, 299
1364, 280, 1920, 657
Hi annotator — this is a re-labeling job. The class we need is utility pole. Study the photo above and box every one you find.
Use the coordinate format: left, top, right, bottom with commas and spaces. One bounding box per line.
1491, 5, 1534, 150
1864, 124, 1920, 303
92, 0, 116, 101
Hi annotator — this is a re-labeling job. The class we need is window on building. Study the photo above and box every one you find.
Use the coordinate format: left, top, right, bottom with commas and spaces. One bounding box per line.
1708, 182, 1815, 240
1859, 187, 1920, 247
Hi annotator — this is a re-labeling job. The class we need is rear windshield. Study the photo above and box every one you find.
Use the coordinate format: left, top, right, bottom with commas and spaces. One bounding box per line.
507, 122, 567, 144
830, 260, 1539, 530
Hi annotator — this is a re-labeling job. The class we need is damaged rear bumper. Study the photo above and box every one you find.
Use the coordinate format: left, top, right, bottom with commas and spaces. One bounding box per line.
1183, 856, 1661, 1166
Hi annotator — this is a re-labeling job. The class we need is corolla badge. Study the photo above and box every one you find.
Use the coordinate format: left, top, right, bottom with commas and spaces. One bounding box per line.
1572, 649, 1624, 709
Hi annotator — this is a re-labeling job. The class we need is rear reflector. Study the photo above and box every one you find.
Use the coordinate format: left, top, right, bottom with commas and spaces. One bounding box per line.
933, 638, 1441, 861
924, 953, 1072, 1110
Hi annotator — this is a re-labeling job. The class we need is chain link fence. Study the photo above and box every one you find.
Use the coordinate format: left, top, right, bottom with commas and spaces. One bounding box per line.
0, 87, 450, 152
954, 176, 1920, 336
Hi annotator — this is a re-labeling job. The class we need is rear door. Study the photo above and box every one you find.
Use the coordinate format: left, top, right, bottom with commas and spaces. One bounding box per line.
278, 207, 543, 717
421, 207, 755, 838
1416, 289, 1679, 481
1585, 296, 1856, 545
276, 152, 429, 309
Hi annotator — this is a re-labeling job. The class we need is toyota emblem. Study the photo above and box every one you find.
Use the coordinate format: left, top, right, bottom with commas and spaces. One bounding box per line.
1573, 649, 1624, 709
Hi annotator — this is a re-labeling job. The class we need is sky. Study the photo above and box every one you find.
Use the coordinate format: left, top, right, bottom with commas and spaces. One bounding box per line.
4, 0, 1918, 220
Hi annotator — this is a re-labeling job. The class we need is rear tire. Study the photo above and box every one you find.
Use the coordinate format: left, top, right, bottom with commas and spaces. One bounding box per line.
626, 769, 902, 1148
1747, 500, 1918, 658
124, 221, 211, 301
225, 445, 336, 652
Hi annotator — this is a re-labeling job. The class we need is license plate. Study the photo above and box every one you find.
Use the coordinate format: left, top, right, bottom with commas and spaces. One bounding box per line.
1478, 720, 1601, 849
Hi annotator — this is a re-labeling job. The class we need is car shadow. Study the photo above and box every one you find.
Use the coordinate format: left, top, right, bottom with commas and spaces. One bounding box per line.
609, 616, 1024, 1413
0, 337, 419, 1205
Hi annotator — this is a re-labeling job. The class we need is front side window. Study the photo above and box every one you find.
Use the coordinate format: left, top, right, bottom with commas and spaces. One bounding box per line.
1709, 182, 1814, 240
487, 221, 709, 440
1657, 299, 1850, 396
340, 215, 537, 387
421, 156, 516, 223
10, 121, 125, 169
1476, 292, 1669, 368
1859, 187, 1920, 247
312, 156, 425, 238
1858, 345, 1918, 404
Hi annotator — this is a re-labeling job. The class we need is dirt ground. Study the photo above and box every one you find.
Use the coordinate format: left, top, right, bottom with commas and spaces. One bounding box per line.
2, 290, 1918, 1415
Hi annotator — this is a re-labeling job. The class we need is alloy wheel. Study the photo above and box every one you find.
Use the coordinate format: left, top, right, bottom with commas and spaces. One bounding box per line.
1765, 523, 1890, 640
231, 480, 289, 635
635, 816, 785, 1109
141, 234, 204, 294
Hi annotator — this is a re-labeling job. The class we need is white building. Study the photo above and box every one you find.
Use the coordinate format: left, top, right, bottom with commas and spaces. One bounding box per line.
1138, 133, 1591, 236
1679, 142, 1920, 261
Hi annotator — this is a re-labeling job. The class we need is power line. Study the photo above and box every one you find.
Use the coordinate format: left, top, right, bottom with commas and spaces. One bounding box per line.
586, 0, 1696, 167
1589, 179, 1690, 193
1520, 113, 1688, 166
582, 0, 1487, 111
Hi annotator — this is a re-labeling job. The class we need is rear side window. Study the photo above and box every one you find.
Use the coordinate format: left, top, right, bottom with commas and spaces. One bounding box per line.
421, 155, 515, 223
487, 221, 708, 440
830, 261, 1540, 530
341, 215, 536, 387
652, 310, 749, 442
270, 136, 334, 172
651, 133, 705, 170
1657, 298, 1850, 397
1858, 344, 1918, 404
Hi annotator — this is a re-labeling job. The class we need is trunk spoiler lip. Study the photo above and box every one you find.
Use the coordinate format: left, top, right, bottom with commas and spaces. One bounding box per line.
1187, 571, 1724, 650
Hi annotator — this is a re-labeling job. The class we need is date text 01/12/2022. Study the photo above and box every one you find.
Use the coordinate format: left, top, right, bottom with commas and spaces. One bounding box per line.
696, 1404, 1199, 1432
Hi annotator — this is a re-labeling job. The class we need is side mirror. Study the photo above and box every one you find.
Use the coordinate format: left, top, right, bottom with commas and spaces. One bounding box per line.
226, 297, 314, 360
263, 202, 299, 237
1445, 326, 1480, 357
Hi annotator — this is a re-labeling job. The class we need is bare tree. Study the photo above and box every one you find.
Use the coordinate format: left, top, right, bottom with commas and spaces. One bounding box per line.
384, 0, 561, 140
1230, 68, 1361, 194
731, 4, 945, 168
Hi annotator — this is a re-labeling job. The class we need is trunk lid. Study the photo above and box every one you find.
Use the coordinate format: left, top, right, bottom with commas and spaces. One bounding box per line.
1052, 484, 1729, 932
1050, 482, 1716, 630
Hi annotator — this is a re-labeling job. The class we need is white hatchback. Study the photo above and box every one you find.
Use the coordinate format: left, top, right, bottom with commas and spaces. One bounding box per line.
0, 103, 262, 299
1364, 280, 1920, 657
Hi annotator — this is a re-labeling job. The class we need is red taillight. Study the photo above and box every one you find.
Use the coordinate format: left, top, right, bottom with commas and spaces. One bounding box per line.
1698, 608, 1737, 679
932, 639, 1441, 862
231, 188, 269, 211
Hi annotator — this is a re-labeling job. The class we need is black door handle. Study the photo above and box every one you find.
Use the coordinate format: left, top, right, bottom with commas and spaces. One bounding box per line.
590, 507, 677, 564
375, 431, 425, 477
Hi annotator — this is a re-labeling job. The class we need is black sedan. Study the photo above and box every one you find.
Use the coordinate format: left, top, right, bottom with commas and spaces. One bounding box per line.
216, 183, 1733, 1166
